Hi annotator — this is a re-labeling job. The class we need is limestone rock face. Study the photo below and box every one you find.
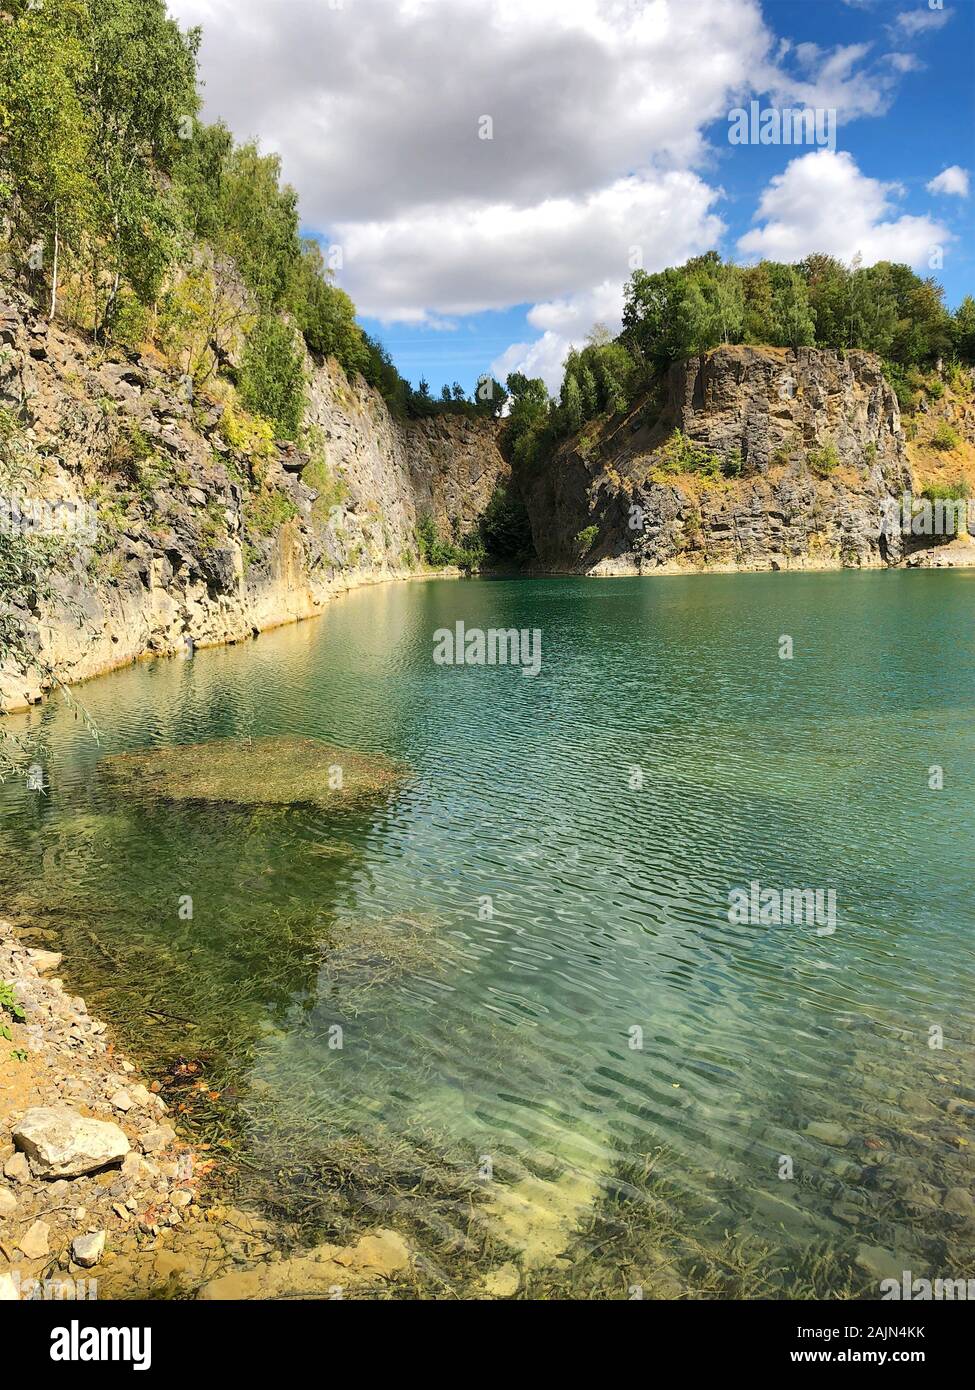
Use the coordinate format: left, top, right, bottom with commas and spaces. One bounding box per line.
519, 345, 915, 574
13, 1106, 130, 1178
0, 281, 507, 712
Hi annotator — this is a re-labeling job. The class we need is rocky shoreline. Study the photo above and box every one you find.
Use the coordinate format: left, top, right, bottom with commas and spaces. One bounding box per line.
0, 919, 412, 1300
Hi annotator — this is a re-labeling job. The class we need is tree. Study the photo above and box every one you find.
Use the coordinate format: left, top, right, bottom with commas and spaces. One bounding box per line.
953, 297, 975, 364
238, 315, 305, 439
622, 267, 704, 367
561, 374, 583, 433
768, 265, 816, 349
77, 0, 201, 331
0, 0, 92, 318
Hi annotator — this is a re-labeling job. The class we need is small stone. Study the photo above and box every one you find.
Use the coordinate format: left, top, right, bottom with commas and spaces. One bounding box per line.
0, 1272, 19, 1301
141, 1124, 176, 1154
109, 1089, 133, 1112
112, 1203, 129, 1221
120, 1061, 135, 1074
942, 1187, 975, 1218
72, 1231, 105, 1268
18, 1219, 50, 1259
171, 1189, 192, 1208
856, 1244, 903, 1285
804, 1121, 851, 1147
0, 1187, 17, 1215
3, 1153, 30, 1184
128, 1085, 151, 1107
482, 1262, 520, 1297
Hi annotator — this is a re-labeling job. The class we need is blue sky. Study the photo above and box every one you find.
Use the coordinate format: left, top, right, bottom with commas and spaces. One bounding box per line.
175, 0, 974, 396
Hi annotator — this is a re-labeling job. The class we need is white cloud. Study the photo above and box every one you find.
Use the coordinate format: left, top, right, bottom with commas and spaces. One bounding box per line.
738, 149, 951, 267
165, 0, 938, 386
927, 165, 970, 197
891, 6, 953, 37
339, 172, 723, 324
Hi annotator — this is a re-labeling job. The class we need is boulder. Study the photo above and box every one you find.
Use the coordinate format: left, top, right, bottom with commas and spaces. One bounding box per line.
13, 1106, 129, 1178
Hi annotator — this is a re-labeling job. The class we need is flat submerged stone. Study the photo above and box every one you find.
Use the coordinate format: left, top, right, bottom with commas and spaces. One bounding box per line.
99, 736, 405, 812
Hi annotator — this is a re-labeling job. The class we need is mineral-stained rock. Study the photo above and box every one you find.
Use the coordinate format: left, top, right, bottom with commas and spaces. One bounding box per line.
13, 1106, 130, 1178
72, 1231, 106, 1268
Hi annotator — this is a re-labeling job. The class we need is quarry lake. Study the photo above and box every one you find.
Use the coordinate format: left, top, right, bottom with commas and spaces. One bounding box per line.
3, 570, 974, 1297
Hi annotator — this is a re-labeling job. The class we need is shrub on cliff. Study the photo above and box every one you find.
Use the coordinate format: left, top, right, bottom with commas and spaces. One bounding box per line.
238, 315, 306, 441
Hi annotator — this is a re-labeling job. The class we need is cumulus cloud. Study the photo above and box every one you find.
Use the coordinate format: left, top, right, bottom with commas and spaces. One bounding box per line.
339, 172, 724, 323
166, 0, 938, 384
738, 149, 950, 267
927, 165, 970, 197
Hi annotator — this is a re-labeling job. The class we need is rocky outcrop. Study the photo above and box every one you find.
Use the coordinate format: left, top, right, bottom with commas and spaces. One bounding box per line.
0, 283, 507, 711
519, 345, 915, 574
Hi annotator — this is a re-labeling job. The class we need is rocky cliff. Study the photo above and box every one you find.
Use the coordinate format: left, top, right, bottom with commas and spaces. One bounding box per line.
0, 284, 507, 712
517, 345, 930, 574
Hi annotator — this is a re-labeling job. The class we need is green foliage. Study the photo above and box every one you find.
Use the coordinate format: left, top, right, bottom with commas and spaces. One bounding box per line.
478, 485, 534, 561
807, 443, 840, 477
247, 488, 298, 537
621, 251, 958, 373
416, 514, 483, 571
238, 315, 306, 440
930, 421, 959, 451
652, 430, 722, 478
0, 980, 26, 1043
922, 480, 968, 501
575, 525, 598, 555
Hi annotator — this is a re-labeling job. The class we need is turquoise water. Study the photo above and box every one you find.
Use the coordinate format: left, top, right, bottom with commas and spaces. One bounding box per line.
2, 571, 974, 1296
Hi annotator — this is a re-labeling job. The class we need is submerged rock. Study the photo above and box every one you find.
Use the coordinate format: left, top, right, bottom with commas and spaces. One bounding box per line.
99, 736, 406, 812
13, 1106, 130, 1178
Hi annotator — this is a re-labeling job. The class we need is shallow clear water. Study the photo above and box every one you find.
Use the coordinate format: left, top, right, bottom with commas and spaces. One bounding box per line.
2, 571, 974, 1296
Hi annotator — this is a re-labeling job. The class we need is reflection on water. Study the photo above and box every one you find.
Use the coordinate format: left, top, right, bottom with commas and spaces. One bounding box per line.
1, 572, 974, 1297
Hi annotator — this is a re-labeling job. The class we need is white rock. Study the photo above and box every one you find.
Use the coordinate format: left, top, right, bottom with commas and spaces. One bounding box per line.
109, 1088, 133, 1112
27, 948, 62, 974
13, 1106, 129, 1178
72, 1231, 105, 1268
0, 1272, 19, 1300
128, 1085, 151, 1107
0, 1186, 17, 1215
18, 1219, 50, 1259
